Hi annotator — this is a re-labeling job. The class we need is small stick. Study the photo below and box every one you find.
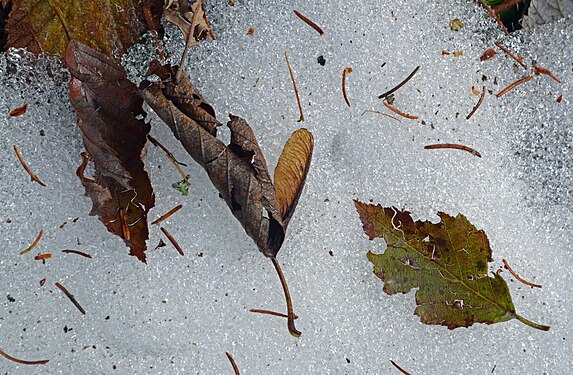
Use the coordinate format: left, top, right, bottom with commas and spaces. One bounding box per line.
532, 65, 560, 83
249, 309, 299, 319
20, 229, 44, 255
175, 0, 202, 82
382, 100, 419, 120
342, 67, 353, 107
143, 5, 166, 61
147, 135, 189, 174
424, 143, 482, 157
34, 253, 52, 261
119, 209, 130, 241
293, 10, 324, 35
390, 360, 411, 375
13, 145, 46, 187
494, 41, 526, 68
284, 51, 304, 122
477, 0, 509, 36
160, 227, 185, 256
361, 109, 401, 122
271, 257, 301, 337
9, 103, 28, 117
378, 66, 420, 100
496, 76, 533, 98
466, 85, 486, 120
502, 259, 542, 288
225, 352, 240, 375
61, 249, 92, 259
151, 205, 183, 225
55, 282, 86, 315
0, 347, 49, 365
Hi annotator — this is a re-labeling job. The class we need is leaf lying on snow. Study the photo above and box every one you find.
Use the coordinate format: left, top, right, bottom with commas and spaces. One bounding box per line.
164, 0, 215, 42
140, 61, 313, 336
66, 40, 155, 262
354, 200, 549, 331
4, 0, 163, 58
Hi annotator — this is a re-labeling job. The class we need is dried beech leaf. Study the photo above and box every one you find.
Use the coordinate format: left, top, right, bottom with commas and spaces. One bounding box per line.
164, 0, 214, 42
354, 200, 549, 331
274, 128, 313, 224
67, 40, 155, 262
5, 0, 163, 58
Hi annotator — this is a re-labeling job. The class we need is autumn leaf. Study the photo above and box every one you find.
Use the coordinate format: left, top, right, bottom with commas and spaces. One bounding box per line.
354, 200, 549, 331
164, 0, 215, 42
4, 0, 163, 58
66, 40, 155, 262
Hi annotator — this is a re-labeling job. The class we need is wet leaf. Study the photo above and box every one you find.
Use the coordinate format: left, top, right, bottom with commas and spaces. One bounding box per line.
67, 40, 155, 262
5, 0, 163, 58
164, 0, 214, 42
354, 200, 549, 331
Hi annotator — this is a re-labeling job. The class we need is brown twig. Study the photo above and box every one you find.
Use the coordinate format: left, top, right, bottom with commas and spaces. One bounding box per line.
61, 249, 92, 259
284, 51, 304, 122
496, 76, 533, 98
271, 257, 301, 337
147, 134, 189, 188
466, 85, 486, 120
55, 282, 86, 315
13, 145, 46, 187
293, 10, 324, 35
424, 143, 482, 157
9, 103, 28, 117
34, 253, 52, 261
20, 229, 44, 255
378, 66, 420, 100
533, 65, 560, 83
151, 205, 183, 226
361, 109, 401, 122
390, 360, 411, 375
502, 259, 542, 288
477, 0, 509, 35
0, 347, 49, 365
494, 41, 526, 68
160, 227, 185, 256
249, 309, 299, 319
225, 352, 240, 375
119, 208, 131, 241
382, 100, 419, 120
342, 67, 353, 107
176, 0, 202, 82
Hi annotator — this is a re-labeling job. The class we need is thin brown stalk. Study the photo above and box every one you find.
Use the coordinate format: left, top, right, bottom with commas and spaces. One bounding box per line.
13, 145, 46, 187
151, 205, 183, 225
390, 360, 411, 375
249, 309, 299, 319
143, 5, 166, 61
271, 257, 301, 337
533, 65, 560, 83
119, 209, 130, 241
61, 249, 92, 258
342, 67, 353, 107
502, 259, 542, 288
176, 0, 202, 82
9, 103, 28, 117
477, 0, 509, 35
284, 51, 304, 122
20, 229, 44, 255
147, 135, 190, 186
378, 66, 420, 100
160, 227, 185, 256
34, 253, 52, 261
494, 41, 526, 68
0, 347, 49, 365
225, 352, 240, 375
55, 282, 86, 315
382, 100, 419, 120
293, 10, 324, 35
361, 109, 401, 122
496, 76, 533, 98
466, 85, 486, 120
424, 143, 482, 158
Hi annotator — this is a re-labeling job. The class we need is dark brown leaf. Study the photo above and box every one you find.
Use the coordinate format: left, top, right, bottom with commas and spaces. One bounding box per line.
9, 102, 27, 116
163, 0, 215, 42
66, 40, 154, 262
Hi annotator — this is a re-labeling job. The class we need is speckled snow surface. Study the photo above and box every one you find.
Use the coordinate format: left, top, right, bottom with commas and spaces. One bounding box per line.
1, 0, 571, 374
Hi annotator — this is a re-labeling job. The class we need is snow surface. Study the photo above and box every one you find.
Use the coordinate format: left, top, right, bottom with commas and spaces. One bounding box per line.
1, 0, 572, 373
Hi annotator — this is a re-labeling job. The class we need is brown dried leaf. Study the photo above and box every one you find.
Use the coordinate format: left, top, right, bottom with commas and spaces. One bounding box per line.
164, 0, 214, 42
274, 129, 313, 225
66, 40, 155, 262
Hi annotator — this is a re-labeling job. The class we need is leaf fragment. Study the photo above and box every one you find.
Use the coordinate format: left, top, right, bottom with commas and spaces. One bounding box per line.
354, 200, 549, 331
9, 102, 27, 116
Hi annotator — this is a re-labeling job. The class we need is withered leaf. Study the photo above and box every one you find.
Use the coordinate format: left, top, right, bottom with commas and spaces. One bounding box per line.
67, 40, 155, 262
9, 102, 27, 116
274, 129, 313, 225
164, 0, 215, 42
354, 200, 549, 331
5, 0, 163, 58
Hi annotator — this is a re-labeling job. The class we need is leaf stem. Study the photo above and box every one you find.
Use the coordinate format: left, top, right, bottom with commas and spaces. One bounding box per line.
271, 257, 301, 337
514, 315, 550, 331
